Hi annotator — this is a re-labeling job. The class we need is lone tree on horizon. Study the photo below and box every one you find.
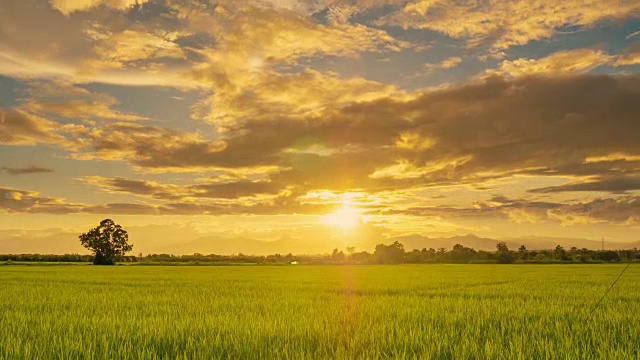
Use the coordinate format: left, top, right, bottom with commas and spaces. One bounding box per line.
79, 219, 133, 265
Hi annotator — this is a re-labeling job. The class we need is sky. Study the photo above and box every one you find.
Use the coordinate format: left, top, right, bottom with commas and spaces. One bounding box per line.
1, 0, 640, 254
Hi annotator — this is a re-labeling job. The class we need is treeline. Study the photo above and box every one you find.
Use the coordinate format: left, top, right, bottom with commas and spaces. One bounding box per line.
142, 253, 295, 264
0, 254, 137, 263
1, 242, 639, 264
360, 242, 639, 264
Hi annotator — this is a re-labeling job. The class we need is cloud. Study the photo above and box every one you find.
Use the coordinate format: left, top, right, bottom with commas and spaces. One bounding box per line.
381, 1, 640, 49
0, 186, 81, 213
529, 176, 640, 194
49, 0, 150, 15
193, 69, 401, 128
0, 184, 332, 215
548, 197, 640, 225
327, 5, 361, 25
62, 74, 640, 194
350, 74, 640, 187
214, 5, 407, 60
419, 56, 462, 75
20, 81, 149, 121
5, 181, 638, 224
373, 194, 640, 225
183, 4, 409, 128
2, 166, 54, 175
512, 196, 640, 225
0, 1, 196, 87
6, 71, 640, 220
83, 27, 188, 71
584, 153, 640, 163
375, 194, 559, 221
614, 42, 640, 66
2, 0, 407, 86
497, 49, 613, 77
79, 176, 283, 200
0, 108, 69, 146
69, 122, 242, 171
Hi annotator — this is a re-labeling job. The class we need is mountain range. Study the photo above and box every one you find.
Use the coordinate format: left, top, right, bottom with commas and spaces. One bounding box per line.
1, 228, 638, 255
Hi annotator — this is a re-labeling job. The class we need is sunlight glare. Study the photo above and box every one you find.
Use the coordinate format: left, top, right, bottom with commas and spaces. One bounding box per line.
320, 205, 363, 231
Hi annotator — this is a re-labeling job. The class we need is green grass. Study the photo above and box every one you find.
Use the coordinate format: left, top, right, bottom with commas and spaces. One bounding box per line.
1, 265, 638, 359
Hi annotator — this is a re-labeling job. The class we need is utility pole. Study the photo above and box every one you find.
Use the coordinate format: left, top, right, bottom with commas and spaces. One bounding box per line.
602, 236, 604, 251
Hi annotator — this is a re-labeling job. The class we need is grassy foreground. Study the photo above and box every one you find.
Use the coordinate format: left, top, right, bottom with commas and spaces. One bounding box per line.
1, 265, 638, 359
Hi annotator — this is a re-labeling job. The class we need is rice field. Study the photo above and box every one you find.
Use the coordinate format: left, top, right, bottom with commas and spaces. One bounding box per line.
0, 264, 638, 359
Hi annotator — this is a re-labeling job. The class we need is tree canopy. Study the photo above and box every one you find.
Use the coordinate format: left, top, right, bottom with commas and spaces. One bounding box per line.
79, 219, 133, 265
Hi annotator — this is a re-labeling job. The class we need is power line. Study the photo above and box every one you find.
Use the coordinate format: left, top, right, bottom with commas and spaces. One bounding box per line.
585, 261, 631, 320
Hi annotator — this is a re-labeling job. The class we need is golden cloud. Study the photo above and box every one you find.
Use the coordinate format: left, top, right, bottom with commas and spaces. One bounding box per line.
79, 176, 283, 200
0, 108, 67, 146
193, 69, 401, 128
547, 197, 640, 225
427, 56, 462, 70
2, 0, 407, 91
585, 153, 640, 163
382, 1, 640, 49
496, 49, 614, 77
0, 1, 196, 87
376, 195, 640, 226
184, 4, 409, 127
417, 56, 463, 76
20, 81, 149, 121
84, 28, 187, 71
0, 184, 332, 216
614, 42, 640, 66
49, 0, 150, 15
529, 176, 640, 194
60, 74, 640, 190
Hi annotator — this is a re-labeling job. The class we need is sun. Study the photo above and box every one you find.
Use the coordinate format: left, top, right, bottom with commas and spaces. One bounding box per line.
320, 205, 363, 231
248, 56, 264, 71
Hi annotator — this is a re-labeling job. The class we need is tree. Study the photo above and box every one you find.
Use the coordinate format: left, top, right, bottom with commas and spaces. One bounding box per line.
374, 241, 405, 264
518, 245, 528, 260
450, 244, 475, 262
495, 242, 514, 264
554, 245, 569, 261
79, 219, 133, 265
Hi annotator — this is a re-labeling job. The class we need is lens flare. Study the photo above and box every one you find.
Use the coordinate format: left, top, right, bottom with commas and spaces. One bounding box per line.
320, 205, 362, 231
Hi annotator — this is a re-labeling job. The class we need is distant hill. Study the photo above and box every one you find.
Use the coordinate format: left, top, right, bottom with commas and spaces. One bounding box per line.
156, 233, 377, 256
497, 236, 640, 251
390, 233, 501, 251
0, 229, 85, 254
389, 233, 640, 251
158, 233, 640, 255
1, 227, 638, 255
